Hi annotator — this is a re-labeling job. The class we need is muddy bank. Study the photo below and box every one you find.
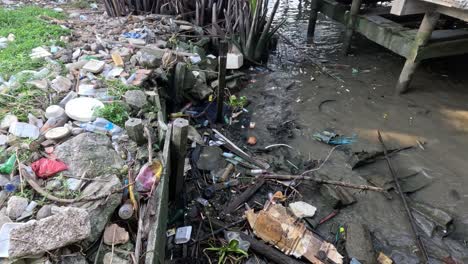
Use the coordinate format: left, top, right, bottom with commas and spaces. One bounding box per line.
229, 0, 468, 262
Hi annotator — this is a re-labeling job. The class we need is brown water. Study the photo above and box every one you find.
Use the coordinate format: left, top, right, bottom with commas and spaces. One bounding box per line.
239, 0, 468, 262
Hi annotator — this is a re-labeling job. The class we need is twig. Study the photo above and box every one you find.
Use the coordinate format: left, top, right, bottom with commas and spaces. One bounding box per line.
135, 203, 147, 263
259, 174, 386, 193
20, 164, 128, 203
377, 131, 429, 262
301, 145, 341, 176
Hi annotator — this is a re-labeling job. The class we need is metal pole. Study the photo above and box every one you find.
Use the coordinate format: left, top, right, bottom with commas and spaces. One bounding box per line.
377, 131, 429, 263
216, 40, 228, 123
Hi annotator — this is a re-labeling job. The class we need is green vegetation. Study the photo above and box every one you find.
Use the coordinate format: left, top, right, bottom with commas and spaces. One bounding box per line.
95, 102, 129, 127
204, 240, 248, 264
105, 79, 139, 99
0, 6, 69, 76
0, 83, 49, 121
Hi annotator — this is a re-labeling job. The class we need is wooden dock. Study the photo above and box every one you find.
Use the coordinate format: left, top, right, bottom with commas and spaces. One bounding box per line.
307, 0, 468, 93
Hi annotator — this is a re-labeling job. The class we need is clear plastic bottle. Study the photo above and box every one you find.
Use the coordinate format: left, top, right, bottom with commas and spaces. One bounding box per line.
118, 201, 133, 220
93, 118, 123, 136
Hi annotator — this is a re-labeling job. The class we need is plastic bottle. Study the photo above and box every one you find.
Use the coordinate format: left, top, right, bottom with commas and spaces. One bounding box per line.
118, 201, 134, 220
92, 118, 123, 136
4, 175, 20, 193
0, 154, 16, 174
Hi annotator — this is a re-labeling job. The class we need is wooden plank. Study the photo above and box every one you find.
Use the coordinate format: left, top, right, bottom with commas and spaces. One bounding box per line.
145, 125, 172, 264
170, 118, 189, 206
391, 0, 468, 21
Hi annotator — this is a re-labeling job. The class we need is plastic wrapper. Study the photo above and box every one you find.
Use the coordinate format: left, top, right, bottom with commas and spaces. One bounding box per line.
31, 158, 68, 178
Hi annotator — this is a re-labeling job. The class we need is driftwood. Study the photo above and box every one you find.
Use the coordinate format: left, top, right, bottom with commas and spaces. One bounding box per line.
222, 179, 265, 215
259, 174, 386, 193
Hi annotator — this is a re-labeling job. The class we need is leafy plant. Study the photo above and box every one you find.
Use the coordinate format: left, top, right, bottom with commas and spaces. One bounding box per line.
105, 79, 138, 99
228, 95, 247, 109
204, 240, 248, 264
94, 102, 129, 127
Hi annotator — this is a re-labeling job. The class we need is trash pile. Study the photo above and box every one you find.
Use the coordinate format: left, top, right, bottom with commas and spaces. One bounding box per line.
0, 1, 242, 262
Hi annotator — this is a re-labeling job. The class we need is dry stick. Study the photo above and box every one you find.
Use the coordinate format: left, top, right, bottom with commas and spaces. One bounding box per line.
134, 203, 147, 263
20, 165, 127, 203
377, 131, 429, 263
258, 174, 386, 193
222, 179, 265, 215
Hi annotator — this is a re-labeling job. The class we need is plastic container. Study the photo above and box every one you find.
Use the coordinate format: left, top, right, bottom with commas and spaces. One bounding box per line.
8, 122, 40, 139
45, 105, 65, 119
174, 226, 192, 244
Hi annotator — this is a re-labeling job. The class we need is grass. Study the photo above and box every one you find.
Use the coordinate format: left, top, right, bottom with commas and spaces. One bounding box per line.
0, 6, 69, 77
95, 102, 130, 127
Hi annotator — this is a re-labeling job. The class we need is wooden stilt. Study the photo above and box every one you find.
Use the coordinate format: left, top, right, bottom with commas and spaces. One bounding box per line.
342, 0, 363, 54
307, 0, 321, 43
216, 41, 228, 123
396, 11, 440, 94
170, 118, 188, 207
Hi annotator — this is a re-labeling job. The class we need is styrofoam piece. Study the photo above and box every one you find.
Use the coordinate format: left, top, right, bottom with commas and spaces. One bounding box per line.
8, 122, 40, 139
65, 97, 104, 122
44, 127, 71, 140
0, 223, 26, 258
288, 201, 317, 219
174, 226, 192, 244
226, 53, 244, 69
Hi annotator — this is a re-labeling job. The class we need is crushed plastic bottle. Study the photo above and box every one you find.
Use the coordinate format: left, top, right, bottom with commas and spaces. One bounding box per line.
81, 118, 123, 136
0, 154, 16, 174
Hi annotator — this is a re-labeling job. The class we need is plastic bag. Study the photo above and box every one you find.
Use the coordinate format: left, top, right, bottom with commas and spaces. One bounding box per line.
0, 154, 16, 174
31, 158, 68, 178
135, 160, 162, 193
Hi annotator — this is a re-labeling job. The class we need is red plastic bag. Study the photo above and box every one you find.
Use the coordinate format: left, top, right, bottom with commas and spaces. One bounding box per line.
31, 158, 68, 179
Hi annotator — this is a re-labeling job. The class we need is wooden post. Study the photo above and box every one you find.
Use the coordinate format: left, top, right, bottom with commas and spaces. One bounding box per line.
307, 0, 321, 43
170, 118, 188, 205
216, 41, 228, 123
342, 0, 362, 55
396, 11, 440, 94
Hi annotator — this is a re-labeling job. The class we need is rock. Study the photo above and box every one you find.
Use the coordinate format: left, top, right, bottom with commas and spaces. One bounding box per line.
54, 133, 124, 179
9, 208, 91, 258
345, 222, 375, 264
83, 60, 105, 73
91, 43, 105, 53
288, 201, 317, 218
27, 79, 48, 91
73, 175, 122, 248
60, 255, 88, 264
51, 76, 72, 93
36, 205, 53, 220
125, 118, 146, 145
124, 90, 147, 109
103, 252, 129, 264
189, 78, 212, 100
136, 48, 165, 68
0, 208, 12, 227
45, 179, 61, 191
0, 114, 18, 130
6, 196, 28, 220
103, 224, 129, 245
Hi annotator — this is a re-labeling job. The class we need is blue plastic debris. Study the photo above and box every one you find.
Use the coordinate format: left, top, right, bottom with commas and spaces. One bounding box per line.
313, 131, 356, 145
122, 32, 144, 39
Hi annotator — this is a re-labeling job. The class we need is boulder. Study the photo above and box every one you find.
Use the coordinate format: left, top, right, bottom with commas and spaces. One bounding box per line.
54, 133, 124, 179
135, 48, 165, 68
6, 196, 28, 220
9, 208, 91, 258
36, 204, 53, 220
73, 175, 122, 248
51, 76, 72, 93
103, 224, 129, 245
124, 90, 148, 109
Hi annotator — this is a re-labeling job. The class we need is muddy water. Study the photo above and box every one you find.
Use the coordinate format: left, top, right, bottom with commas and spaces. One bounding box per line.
239, 0, 468, 263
